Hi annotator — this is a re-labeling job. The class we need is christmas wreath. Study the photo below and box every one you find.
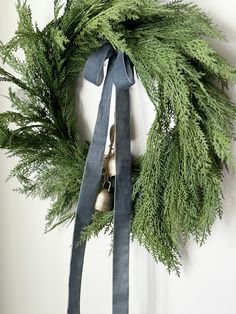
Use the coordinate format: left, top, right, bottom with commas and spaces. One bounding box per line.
1, 0, 236, 276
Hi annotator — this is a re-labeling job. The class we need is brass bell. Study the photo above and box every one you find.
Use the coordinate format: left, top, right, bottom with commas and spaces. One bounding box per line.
94, 181, 112, 212
108, 153, 116, 177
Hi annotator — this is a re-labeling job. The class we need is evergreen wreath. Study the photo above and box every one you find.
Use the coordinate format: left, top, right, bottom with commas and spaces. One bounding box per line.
0, 0, 236, 274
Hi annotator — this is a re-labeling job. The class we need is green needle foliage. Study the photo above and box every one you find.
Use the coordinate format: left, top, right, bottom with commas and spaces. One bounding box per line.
0, 0, 236, 273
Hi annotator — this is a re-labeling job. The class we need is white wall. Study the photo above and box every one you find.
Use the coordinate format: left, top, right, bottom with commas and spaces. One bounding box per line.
0, 1, 236, 314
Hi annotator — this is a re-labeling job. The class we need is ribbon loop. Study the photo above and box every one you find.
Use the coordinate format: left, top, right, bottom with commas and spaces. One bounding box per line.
84, 44, 114, 86
113, 52, 135, 90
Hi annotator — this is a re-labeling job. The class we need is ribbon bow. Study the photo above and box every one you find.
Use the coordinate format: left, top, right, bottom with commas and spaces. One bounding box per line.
68, 43, 135, 314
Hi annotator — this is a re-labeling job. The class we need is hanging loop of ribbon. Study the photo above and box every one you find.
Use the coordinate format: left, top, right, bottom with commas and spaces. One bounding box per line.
68, 43, 135, 314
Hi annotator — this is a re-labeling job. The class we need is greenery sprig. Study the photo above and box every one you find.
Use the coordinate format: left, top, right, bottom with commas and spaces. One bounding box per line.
1, 0, 236, 274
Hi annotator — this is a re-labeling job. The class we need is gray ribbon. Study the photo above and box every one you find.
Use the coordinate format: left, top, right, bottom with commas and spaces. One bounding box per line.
68, 43, 135, 314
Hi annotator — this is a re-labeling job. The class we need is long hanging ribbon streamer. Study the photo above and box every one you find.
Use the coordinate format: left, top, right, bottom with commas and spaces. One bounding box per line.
68, 43, 135, 314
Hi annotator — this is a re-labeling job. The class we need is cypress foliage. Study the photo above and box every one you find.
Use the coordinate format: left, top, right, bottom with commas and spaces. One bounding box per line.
0, 0, 235, 273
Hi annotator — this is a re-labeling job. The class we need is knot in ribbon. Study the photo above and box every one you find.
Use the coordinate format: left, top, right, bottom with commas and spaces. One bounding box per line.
68, 43, 134, 314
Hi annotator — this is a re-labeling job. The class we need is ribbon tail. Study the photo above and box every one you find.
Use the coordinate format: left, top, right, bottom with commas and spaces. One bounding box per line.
68, 57, 115, 314
113, 87, 132, 314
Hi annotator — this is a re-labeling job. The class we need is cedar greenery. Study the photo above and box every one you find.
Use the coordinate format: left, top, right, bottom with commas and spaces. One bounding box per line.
0, 0, 235, 274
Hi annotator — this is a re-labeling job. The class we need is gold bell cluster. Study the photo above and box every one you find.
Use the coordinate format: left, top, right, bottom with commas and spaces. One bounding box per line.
94, 124, 116, 212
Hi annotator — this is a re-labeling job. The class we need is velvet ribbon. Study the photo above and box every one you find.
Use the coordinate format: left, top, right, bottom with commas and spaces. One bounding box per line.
68, 43, 135, 314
